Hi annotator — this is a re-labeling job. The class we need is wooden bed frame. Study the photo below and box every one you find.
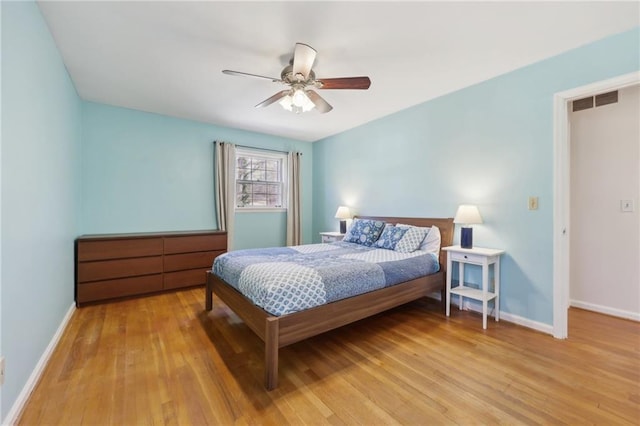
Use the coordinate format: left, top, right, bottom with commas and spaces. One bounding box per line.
204, 216, 454, 390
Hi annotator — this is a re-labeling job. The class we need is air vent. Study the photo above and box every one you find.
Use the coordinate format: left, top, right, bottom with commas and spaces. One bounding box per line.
573, 96, 593, 112
572, 90, 619, 112
595, 90, 618, 107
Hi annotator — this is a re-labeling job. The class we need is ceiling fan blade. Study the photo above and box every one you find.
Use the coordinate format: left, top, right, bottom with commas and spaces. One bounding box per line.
292, 43, 317, 81
222, 69, 281, 82
255, 90, 290, 108
306, 90, 333, 113
317, 76, 371, 90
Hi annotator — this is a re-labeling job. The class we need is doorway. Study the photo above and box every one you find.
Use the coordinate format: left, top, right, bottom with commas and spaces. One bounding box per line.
569, 85, 639, 318
553, 71, 640, 339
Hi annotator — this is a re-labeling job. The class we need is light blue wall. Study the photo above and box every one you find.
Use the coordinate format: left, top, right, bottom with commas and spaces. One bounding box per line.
0, 2, 635, 418
81, 102, 313, 249
312, 27, 640, 326
1, 1, 82, 420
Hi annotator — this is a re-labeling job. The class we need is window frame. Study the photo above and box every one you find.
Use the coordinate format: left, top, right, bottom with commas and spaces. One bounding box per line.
234, 147, 288, 213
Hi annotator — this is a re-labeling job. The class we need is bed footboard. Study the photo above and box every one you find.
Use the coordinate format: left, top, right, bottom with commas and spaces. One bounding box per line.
205, 270, 444, 390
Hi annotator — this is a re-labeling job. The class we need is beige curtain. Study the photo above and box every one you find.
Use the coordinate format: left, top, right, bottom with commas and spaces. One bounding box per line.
214, 141, 236, 250
286, 151, 302, 246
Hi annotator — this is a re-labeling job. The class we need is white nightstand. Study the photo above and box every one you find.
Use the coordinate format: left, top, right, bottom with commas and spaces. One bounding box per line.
443, 245, 505, 329
320, 231, 345, 243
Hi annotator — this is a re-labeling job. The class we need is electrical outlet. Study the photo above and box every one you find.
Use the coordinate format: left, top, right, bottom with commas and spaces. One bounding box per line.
621, 200, 634, 212
0, 356, 5, 386
528, 196, 539, 210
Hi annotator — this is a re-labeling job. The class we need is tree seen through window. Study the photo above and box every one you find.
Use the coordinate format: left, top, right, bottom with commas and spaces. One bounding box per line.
235, 152, 284, 208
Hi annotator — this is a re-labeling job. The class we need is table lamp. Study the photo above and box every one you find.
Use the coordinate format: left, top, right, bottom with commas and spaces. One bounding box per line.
454, 205, 483, 249
334, 206, 351, 234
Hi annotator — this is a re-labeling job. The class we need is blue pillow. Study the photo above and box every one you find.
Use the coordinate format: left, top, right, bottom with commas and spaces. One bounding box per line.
375, 225, 408, 250
343, 219, 385, 246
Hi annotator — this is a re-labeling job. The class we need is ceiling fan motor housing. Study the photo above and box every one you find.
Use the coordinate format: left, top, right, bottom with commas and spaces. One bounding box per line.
281, 64, 316, 86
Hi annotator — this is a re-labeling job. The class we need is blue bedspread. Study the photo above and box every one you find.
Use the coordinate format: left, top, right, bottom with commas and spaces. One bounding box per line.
213, 241, 440, 316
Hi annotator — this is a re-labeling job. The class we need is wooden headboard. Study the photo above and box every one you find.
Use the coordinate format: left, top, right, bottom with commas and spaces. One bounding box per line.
354, 216, 455, 273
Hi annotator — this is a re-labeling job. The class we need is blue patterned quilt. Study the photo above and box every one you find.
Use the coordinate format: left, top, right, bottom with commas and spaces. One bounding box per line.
213, 241, 440, 316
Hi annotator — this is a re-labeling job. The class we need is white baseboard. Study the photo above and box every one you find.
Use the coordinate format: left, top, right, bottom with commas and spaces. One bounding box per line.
454, 300, 554, 336
2, 303, 76, 426
570, 299, 640, 322
497, 308, 554, 335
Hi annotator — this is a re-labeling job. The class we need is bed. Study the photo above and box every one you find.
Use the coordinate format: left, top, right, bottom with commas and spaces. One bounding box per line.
204, 216, 454, 390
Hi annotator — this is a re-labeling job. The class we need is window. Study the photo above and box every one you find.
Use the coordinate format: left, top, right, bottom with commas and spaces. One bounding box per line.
235, 148, 288, 210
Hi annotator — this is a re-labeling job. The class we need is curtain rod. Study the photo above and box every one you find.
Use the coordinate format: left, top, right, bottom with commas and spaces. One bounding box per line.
217, 141, 302, 156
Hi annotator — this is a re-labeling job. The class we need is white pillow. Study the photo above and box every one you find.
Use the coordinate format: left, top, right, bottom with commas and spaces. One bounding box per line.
420, 226, 441, 254
395, 224, 441, 254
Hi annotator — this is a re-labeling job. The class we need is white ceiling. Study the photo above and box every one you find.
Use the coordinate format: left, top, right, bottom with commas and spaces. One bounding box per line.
37, 1, 639, 142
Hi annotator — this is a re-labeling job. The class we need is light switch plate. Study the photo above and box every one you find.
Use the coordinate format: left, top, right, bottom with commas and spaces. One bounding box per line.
528, 196, 539, 210
621, 200, 634, 212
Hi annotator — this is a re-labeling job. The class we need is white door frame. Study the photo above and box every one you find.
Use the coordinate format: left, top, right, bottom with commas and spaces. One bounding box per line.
552, 71, 640, 338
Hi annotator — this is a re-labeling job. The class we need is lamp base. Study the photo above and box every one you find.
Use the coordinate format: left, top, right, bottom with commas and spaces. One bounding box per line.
339, 220, 347, 234
460, 227, 473, 249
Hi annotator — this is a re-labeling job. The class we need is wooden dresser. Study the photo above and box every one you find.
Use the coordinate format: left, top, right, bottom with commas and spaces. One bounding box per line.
75, 230, 227, 306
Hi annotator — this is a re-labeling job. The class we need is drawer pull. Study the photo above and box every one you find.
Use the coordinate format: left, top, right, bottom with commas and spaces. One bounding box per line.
464, 255, 468, 259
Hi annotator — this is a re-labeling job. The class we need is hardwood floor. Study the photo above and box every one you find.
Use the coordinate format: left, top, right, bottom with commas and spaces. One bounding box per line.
17, 288, 640, 425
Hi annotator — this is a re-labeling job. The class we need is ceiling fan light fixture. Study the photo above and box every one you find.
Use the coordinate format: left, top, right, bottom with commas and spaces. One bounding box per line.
279, 89, 315, 114
292, 89, 307, 107
278, 95, 293, 111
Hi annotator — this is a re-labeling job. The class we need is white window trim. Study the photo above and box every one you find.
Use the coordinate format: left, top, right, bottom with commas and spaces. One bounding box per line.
236, 208, 287, 213
234, 147, 289, 212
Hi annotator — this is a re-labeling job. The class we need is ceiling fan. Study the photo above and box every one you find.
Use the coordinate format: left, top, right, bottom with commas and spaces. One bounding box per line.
222, 43, 371, 114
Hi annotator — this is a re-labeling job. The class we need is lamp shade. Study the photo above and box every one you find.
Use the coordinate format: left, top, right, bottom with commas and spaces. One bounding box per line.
453, 205, 483, 225
335, 206, 352, 220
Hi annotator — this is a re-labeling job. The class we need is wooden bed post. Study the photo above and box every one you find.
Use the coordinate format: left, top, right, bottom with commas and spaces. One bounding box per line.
205, 271, 213, 311
265, 317, 280, 390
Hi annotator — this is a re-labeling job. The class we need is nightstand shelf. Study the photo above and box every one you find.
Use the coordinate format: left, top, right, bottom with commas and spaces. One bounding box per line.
449, 285, 496, 302
443, 245, 505, 329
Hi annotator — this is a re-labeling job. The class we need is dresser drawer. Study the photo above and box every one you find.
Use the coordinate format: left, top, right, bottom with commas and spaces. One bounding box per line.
164, 250, 223, 272
78, 256, 163, 282
164, 234, 226, 254
77, 238, 163, 261
163, 269, 208, 290
77, 274, 163, 303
